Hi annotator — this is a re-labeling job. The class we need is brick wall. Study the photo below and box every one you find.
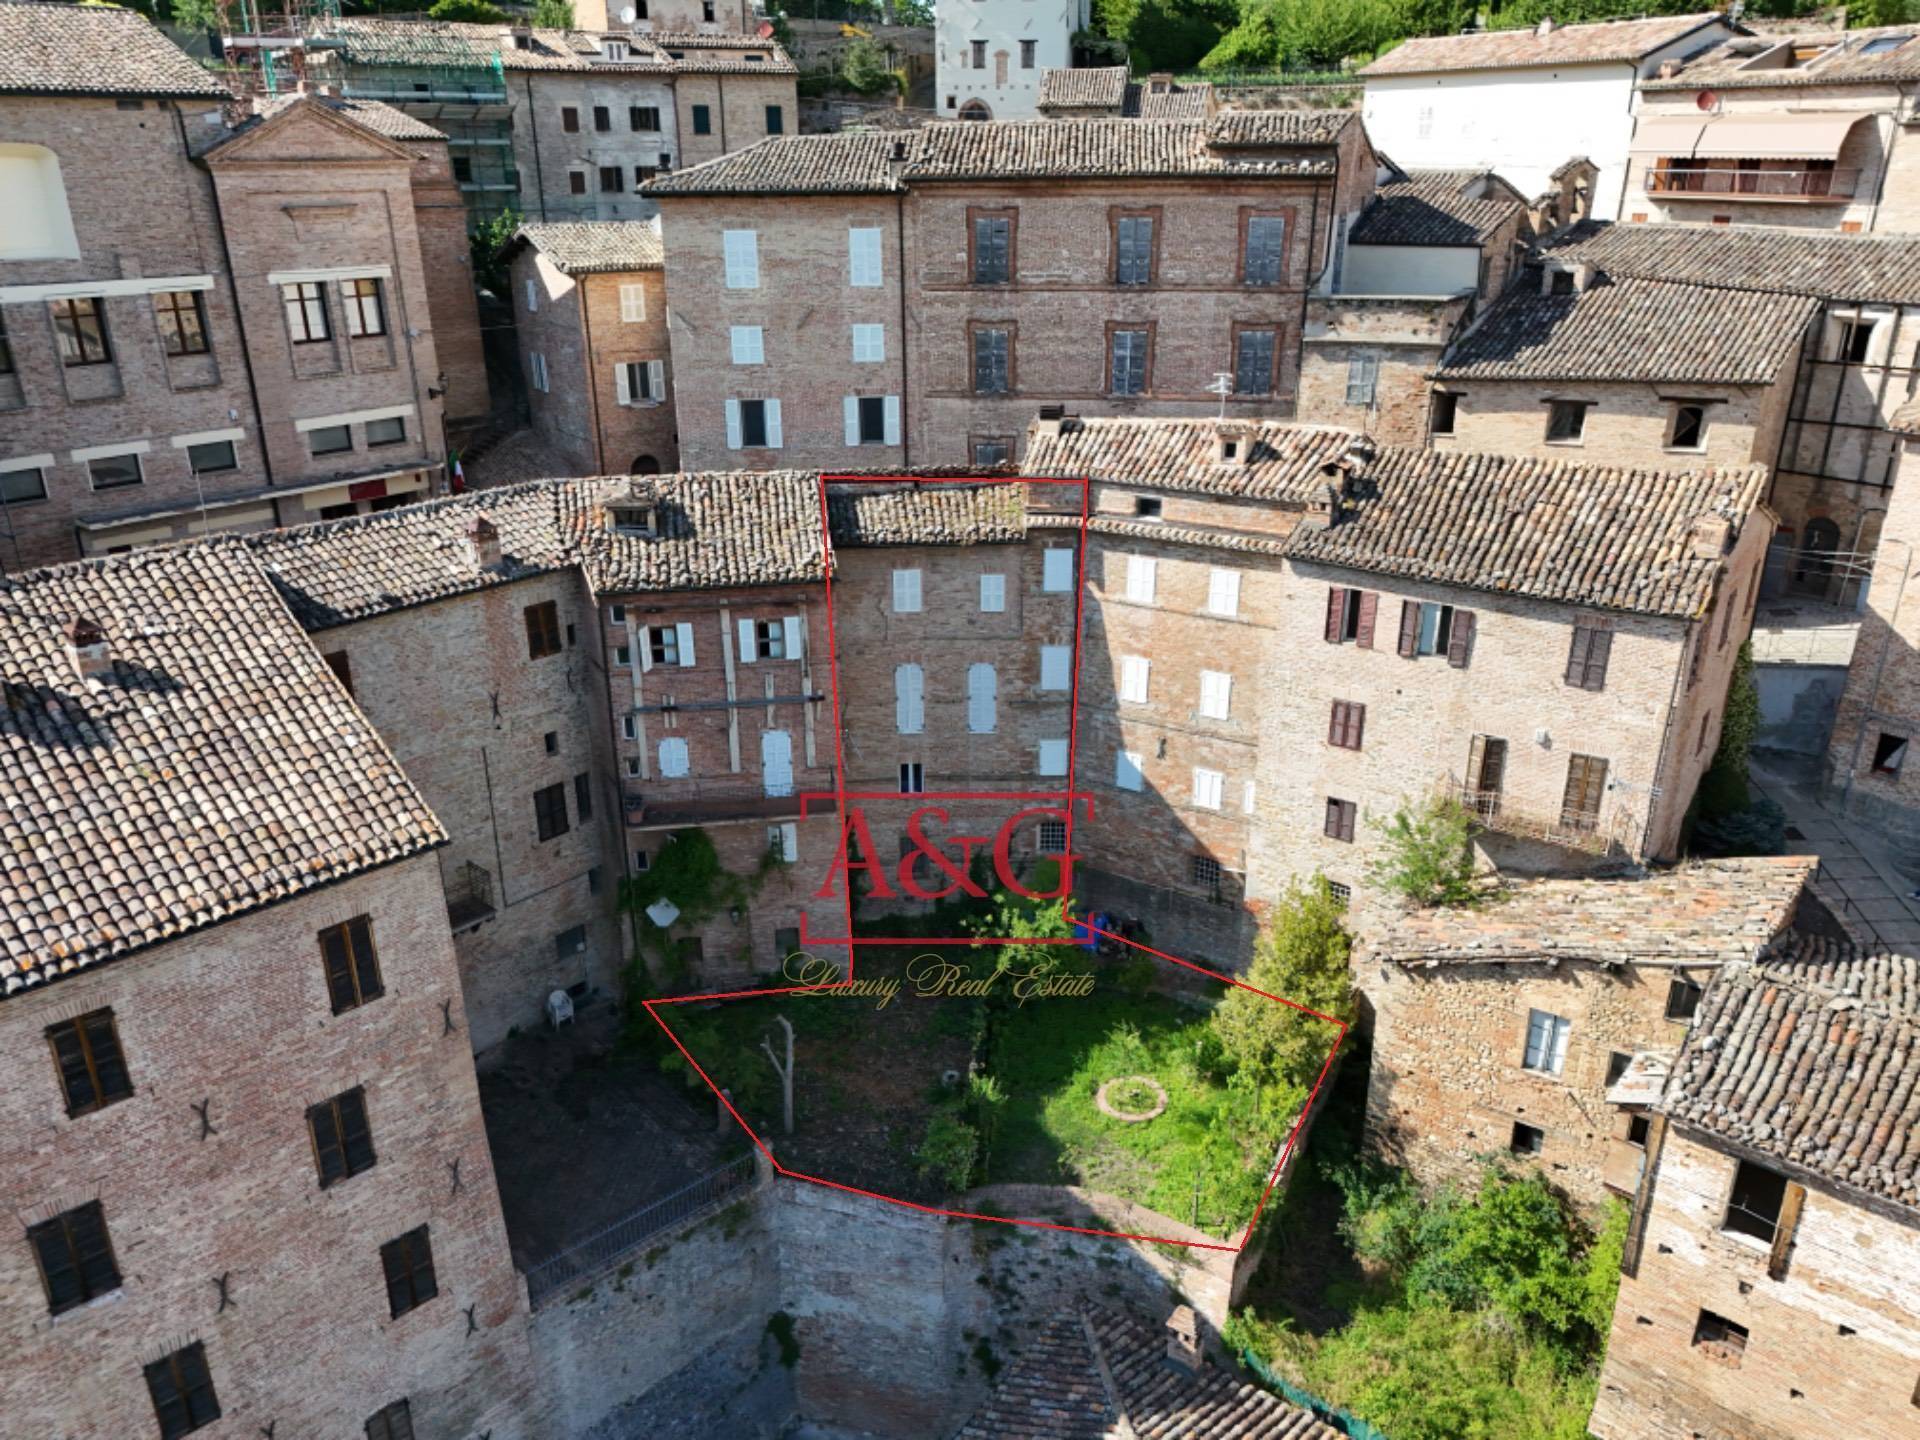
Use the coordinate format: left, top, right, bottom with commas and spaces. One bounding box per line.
582, 272, 678, 475
1435, 374, 1785, 469
401, 135, 491, 429
673, 73, 800, 170
515, 248, 597, 475
510, 70, 680, 224
0, 852, 538, 1440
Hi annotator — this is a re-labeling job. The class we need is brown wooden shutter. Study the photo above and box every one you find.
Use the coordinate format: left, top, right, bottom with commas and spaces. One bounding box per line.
1340, 801, 1356, 841
1586, 628, 1612, 689
1324, 798, 1339, 837
1348, 703, 1366, 749
1767, 1182, 1806, 1281
1466, 734, 1488, 792
1397, 600, 1419, 658
1356, 590, 1377, 648
1447, 609, 1475, 668
1327, 701, 1345, 745
1324, 587, 1346, 644
1565, 627, 1590, 687
1620, 1113, 1667, 1279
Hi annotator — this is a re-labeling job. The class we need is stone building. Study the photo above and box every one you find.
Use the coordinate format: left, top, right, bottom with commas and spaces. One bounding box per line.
1035, 66, 1216, 120
1361, 858, 1812, 1209
1590, 936, 1920, 1440
1627, 23, 1920, 235
0, 542, 535, 1440
506, 221, 678, 476
648, 113, 1383, 473
937, 0, 1087, 121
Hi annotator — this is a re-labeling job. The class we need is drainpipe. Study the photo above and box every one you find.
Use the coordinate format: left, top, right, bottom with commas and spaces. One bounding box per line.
525, 74, 548, 223
895, 184, 910, 467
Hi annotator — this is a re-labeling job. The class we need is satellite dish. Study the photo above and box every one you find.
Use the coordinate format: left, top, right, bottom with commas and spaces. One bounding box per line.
1696, 89, 1717, 111
619, 5, 637, 21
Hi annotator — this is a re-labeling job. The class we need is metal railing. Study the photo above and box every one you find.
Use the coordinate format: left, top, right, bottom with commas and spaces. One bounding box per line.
1446, 779, 1622, 856
1648, 166, 1860, 200
522, 1151, 758, 1308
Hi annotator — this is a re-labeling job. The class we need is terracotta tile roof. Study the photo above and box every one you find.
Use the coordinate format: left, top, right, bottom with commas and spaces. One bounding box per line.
1362, 13, 1728, 76
0, 2, 230, 98
317, 17, 507, 68
314, 18, 793, 74
1665, 937, 1920, 1209
510, 221, 664, 273
1021, 418, 1366, 504
1030, 510, 1293, 556
566, 473, 829, 594
1435, 275, 1818, 384
1641, 26, 1920, 90
1202, 109, 1352, 148
211, 94, 448, 151
1539, 219, 1920, 306
647, 133, 902, 195
1037, 65, 1130, 111
644, 37, 796, 75
1760, 933, 1920, 1010
0, 544, 443, 1000
1370, 858, 1813, 969
827, 483, 1026, 547
1286, 446, 1772, 618
1349, 169, 1526, 247
955, 1307, 1340, 1439
1134, 84, 1210, 118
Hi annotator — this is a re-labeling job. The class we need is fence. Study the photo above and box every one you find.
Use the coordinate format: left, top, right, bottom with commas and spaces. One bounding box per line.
1238, 1350, 1392, 1440
521, 1151, 758, 1308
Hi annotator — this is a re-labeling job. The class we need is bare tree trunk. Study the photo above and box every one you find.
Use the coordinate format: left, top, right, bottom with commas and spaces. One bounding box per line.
761, 1015, 795, 1136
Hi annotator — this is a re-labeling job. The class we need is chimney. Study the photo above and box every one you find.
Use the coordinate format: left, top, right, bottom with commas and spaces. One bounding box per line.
1213, 420, 1253, 466
1535, 16, 1555, 37
1690, 514, 1733, 559
66, 616, 111, 680
1299, 476, 1342, 531
465, 512, 503, 569
1164, 1306, 1200, 1374
1148, 71, 1172, 94
1658, 59, 1680, 79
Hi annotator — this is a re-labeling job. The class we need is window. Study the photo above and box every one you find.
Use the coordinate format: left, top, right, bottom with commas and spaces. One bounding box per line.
1691, 1310, 1749, 1366
1039, 739, 1069, 776
380, 1226, 438, 1318
1109, 327, 1149, 395
729, 397, 778, 448
1429, 390, 1458, 436
899, 761, 924, 794
366, 415, 406, 447
979, 573, 1006, 611
1328, 700, 1365, 750
153, 289, 209, 356
1397, 600, 1471, 662
366, 1400, 415, 1440
1118, 654, 1150, 703
555, 924, 588, 960
525, 600, 562, 658
599, 165, 625, 193
535, 782, 570, 841
1020, 38, 1036, 67
1560, 754, 1608, 832
751, 617, 789, 660
0, 463, 45, 503
1546, 400, 1589, 442
846, 225, 885, 288
1204, 567, 1240, 618
145, 1342, 220, 1438
590, 103, 610, 132
0, 311, 11, 373
1198, 670, 1232, 720
1510, 1121, 1545, 1156
1324, 586, 1374, 645
1565, 623, 1612, 690
1669, 402, 1707, 451
1606, 1051, 1633, 1088
617, 361, 663, 404
187, 439, 237, 474
648, 625, 680, 666
1666, 976, 1704, 1022
324, 650, 353, 694
1043, 547, 1074, 592
658, 737, 690, 777
974, 436, 1012, 466
307, 425, 352, 458
631, 104, 661, 130
525, 278, 539, 313
308, 1086, 376, 1188
342, 277, 386, 337
1523, 1008, 1572, 1076
973, 325, 1011, 393
1873, 731, 1908, 776
1115, 749, 1144, 791
723, 229, 759, 289
971, 39, 986, 67
1838, 316, 1876, 363
452, 156, 472, 183
895, 662, 924, 733
1326, 880, 1351, 908
1114, 213, 1154, 286
1122, 553, 1156, 604
616, 282, 648, 323
1130, 496, 1162, 521
1039, 644, 1072, 690
52, 296, 111, 365
692, 104, 712, 135
1345, 354, 1378, 405
850, 322, 886, 364
562, 105, 580, 132
29, 1202, 120, 1315
1324, 797, 1357, 842
892, 567, 923, 613
1627, 1113, 1651, 1146
1036, 819, 1067, 853
849, 394, 887, 444
1464, 734, 1507, 814
574, 772, 594, 823
1234, 327, 1276, 395
1243, 214, 1286, 285
282, 282, 330, 344
1191, 854, 1222, 892
764, 822, 799, 864
972, 212, 1012, 284
1549, 268, 1576, 296
766, 104, 785, 134
319, 915, 383, 1014
731, 325, 765, 364
1187, 767, 1222, 810
87, 451, 142, 489
568, 171, 586, 196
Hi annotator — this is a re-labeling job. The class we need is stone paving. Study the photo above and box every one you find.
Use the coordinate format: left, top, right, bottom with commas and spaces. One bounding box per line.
1753, 752, 1920, 952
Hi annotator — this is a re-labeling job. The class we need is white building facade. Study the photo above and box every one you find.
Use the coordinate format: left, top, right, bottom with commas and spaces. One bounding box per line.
937, 0, 1088, 122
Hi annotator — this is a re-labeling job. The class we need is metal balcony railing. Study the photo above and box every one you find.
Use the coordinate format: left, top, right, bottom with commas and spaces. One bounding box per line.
1445, 779, 1620, 856
1648, 165, 1859, 200
445, 860, 496, 932
623, 779, 835, 829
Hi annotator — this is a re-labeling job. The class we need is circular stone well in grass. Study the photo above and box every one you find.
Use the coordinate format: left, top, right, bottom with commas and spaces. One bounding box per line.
1095, 1075, 1168, 1123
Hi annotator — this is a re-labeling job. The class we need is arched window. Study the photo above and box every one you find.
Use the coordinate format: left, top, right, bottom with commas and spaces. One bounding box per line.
631, 454, 661, 474
0, 145, 79, 261
958, 100, 992, 123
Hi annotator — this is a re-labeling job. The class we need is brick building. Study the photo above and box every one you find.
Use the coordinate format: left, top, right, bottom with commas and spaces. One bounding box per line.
0, 542, 535, 1439
1590, 936, 1920, 1439
506, 222, 677, 476
647, 113, 1383, 473
1034, 66, 1216, 121
1361, 858, 1812, 1209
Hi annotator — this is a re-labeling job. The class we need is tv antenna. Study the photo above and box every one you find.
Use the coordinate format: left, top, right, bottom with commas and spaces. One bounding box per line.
1207, 372, 1233, 419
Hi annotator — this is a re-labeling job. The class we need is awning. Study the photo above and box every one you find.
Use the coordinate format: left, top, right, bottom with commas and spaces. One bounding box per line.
1630, 115, 1709, 155
1633, 110, 1871, 160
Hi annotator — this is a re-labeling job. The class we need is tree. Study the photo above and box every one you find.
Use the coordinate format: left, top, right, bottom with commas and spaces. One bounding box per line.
1210, 876, 1354, 1097
1696, 640, 1758, 818
1094, 0, 1237, 72
760, 1014, 796, 1135
1369, 794, 1478, 908
841, 37, 901, 96
429, 0, 508, 20
531, 0, 575, 26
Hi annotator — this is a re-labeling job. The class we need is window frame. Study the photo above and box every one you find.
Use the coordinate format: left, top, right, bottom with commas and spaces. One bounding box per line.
1107, 322, 1153, 397
691, 103, 713, 135
1665, 975, 1705, 1022
365, 1399, 416, 1440
1545, 398, 1591, 444
308, 1085, 377, 1188
144, 1341, 220, 1439
1560, 753, 1609, 833
1565, 622, 1613, 691
535, 781, 571, 842
1667, 399, 1709, 452
765, 103, 785, 134
341, 277, 387, 338
51, 295, 112, 366
365, 415, 406, 448
1231, 322, 1280, 397
1327, 699, 1365, 750
153, 289, 210, 357
1429, 389, 1459, 437
1522, 1007, 1572, 1076
1239, 209, 1289, 286
319, 915, 384, 1015
1722, 1158, 1790, 1244
1324, 796, 1357, 842
631, 104, 661, 131
970, 319, 1014, 394
525, 600, 563, 659
1872, 731, 1908, 776
1345, 352, 1379, 406
1110, 206, 1161, 287
186, 439, 238, 474
380, 1225, 439, 1319
739, 397, 770, 448
968, 207, 1016, 285
282, 281, 331, 345
28, 1200, 121, 1315
307, 425, 352, 458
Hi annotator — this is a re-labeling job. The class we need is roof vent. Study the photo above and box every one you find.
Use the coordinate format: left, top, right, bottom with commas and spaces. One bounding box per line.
1148, 71, 1173, 94
1164, 1305, 1201, 1374
1536, 16, 1555, 37
890, 138, 909, 161
1690, 513, 1733, 559
67, 616, 111, 680
1213, 420, 1253, 466
465, 512, 503, 569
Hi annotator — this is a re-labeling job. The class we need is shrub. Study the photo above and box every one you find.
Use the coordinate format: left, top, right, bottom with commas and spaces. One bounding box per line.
428, 0, 507, 21
841, 37, 902, 95
1370, 794, 1478, 907
915, 1111, 979, 1191
1696, 641, 1759, 819
1210, 876, 1354, 1094
531, 0, 575, 25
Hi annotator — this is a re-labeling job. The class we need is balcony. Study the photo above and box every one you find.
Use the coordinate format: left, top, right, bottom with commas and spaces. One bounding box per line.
1647, 164, 1859, 203
446, 860, 497, 933
1446, 782, 1620, 857
623, 781, 835, 831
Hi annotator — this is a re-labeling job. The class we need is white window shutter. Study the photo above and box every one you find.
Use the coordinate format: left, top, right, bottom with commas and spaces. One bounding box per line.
723, 229, 758, 288
1192, 767, 1222, 809
967, 662, 996, 733
893, 568, 922, 613
638, 629, 654, 673
1039, 644, 1071, 690
1242, 780, 1257, 815
1127, 554, 1157, 604
620, 282, 646, 321
725, 398, 743, 449
1209, 567, 1241, 617
782, 615, 804, 660
615, 363, 632, 406
737, 617, 757, 662
844, 396, 861, 447
659, 737, 690, 777
1043, 548, 1073, 592
849, 226, 882, 286
765, 399, 783, 449
525, 278, 537, 312
896, 663, 924, 734
979, 573, 1005, 612
1038, 739, 1068, 776
675, 621, 696, 667
1116, 750, 1143, 791
776, 821, 799, 862
883, 395, 901, 446
1200, 670, 1231, 719
648, 360, 665, 402
1120, 655, 1149, 704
